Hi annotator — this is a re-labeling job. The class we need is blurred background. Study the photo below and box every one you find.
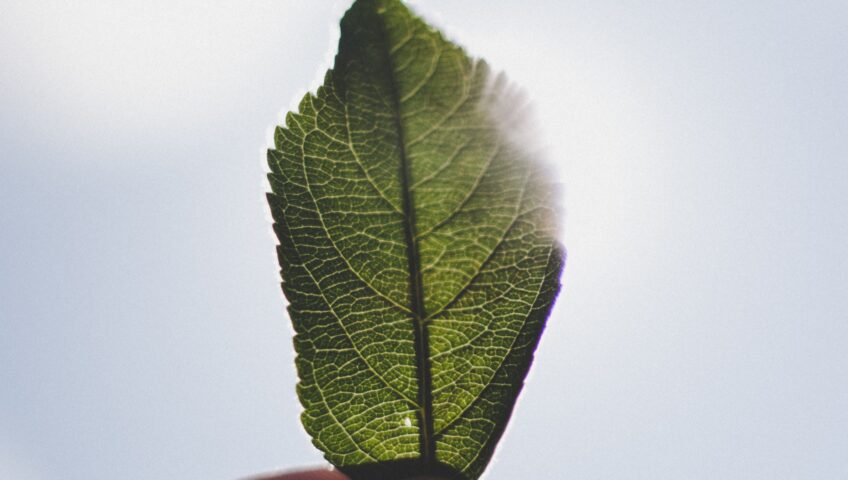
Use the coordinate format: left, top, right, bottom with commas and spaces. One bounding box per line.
1, 1, 846, 478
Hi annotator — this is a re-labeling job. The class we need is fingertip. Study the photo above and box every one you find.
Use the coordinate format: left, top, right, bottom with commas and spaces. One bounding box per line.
246, 468, 348, 480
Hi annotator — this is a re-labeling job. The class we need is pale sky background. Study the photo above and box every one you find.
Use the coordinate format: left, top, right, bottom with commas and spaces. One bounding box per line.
1, 1, 847, 479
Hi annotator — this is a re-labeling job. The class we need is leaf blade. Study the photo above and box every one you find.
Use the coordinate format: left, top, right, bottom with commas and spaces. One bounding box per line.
268, 1, 564, 478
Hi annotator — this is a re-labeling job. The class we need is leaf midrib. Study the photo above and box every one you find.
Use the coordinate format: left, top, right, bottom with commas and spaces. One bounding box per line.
373, 6, 436, 466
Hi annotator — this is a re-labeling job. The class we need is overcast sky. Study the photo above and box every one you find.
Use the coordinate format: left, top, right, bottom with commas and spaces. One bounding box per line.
1, 1, 847, 479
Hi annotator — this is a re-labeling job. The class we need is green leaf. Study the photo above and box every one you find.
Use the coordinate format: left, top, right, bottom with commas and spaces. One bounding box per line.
266, 0, 564, 478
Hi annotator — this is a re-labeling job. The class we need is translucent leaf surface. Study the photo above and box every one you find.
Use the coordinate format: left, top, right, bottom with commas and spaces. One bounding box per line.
267, 1, 564, 478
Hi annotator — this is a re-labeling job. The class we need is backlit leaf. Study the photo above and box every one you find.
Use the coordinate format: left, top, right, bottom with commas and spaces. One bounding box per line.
267, 1, 564, 478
